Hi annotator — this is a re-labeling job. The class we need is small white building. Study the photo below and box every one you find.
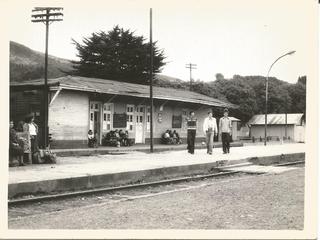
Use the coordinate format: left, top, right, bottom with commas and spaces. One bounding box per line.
247, 113, 305, 142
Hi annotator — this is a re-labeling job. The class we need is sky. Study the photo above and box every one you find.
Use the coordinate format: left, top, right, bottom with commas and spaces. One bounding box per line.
4, 0, 318, 83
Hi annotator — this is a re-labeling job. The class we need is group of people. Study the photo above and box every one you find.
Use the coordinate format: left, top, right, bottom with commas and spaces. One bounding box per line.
161, 130, 182, 145
9, 113, 39, 166
99, 129, 132, 147
186, 108, 232, 155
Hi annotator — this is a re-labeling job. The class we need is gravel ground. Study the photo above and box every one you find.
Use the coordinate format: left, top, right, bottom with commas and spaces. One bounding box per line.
9, 166, 304, 230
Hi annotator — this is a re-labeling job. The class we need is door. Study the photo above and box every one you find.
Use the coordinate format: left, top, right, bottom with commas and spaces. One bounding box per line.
89, 101, 101, 144
135, 105, 145, 143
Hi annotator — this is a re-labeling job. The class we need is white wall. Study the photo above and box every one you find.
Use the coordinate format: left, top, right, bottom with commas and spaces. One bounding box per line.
251, 125, 295, 140
48, 90, 89, 141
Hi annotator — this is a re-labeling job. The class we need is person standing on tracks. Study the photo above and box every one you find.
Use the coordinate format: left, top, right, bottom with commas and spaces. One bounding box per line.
186, 111, 197, 154
203, 111, 218, 155
219, 108, 232, 154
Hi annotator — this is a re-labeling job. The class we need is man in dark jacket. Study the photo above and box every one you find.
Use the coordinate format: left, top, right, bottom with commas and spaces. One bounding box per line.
9, 121, 25, 166
186, 111, 197, 154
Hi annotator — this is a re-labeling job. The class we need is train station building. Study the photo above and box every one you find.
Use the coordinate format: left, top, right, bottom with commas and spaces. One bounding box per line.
10, 76, 237, 149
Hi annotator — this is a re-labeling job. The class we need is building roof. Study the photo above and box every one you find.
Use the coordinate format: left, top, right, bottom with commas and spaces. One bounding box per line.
229, 117, 241, 122
248, 113, 304, 125
11, 76, 237, 108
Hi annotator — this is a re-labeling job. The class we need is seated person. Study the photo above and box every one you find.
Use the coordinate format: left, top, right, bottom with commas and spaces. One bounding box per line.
88, 130, 96, 148
114, 130, 120, 139
125, 130, 132, 146
112, 130, 120, 147
119, 130, 125, 146
172, 130, 180, 144
162, 130, 171, 144
9, 121, 25, 166
168, 130, 174, 144
119, 130, 130, 146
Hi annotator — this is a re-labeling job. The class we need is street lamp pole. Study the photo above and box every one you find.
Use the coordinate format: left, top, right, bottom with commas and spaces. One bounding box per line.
264, 50, 296, 146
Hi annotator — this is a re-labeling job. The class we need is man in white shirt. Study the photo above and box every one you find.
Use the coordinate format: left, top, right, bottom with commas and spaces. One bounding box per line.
219, 108, 232, 154
203, 111, 218, 155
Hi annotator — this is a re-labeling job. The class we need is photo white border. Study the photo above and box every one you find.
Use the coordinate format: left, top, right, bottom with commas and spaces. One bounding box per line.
0, 0, 318, 239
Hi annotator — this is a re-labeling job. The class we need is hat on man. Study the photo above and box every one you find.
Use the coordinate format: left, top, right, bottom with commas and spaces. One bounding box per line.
24, 113, 34, 122
25, 113, 34, 118
224, 108, 229, 113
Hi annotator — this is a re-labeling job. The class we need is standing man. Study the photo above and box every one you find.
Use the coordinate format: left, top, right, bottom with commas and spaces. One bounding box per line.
186, 111, 197, 154
203, 111, 218, 155
219, 108, 232, 154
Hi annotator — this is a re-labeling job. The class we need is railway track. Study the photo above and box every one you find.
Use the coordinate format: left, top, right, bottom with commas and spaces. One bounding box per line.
8, 160, 304, 206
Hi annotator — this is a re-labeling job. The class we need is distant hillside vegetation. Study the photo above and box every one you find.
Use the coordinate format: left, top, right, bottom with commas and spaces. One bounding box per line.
10, 41, 74, 82
157, 74, 306, 122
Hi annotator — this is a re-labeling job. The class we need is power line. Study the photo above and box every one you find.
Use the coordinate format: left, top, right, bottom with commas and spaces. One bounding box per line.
31, 7, 63, 148
185, 63, 197, 91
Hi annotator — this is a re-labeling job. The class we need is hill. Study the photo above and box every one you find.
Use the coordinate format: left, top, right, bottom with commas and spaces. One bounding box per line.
10, 41, 74, 82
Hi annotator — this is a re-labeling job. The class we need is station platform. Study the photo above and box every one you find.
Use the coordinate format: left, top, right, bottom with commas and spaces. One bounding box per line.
8, 143, 305, 199
51, 141, 243, 157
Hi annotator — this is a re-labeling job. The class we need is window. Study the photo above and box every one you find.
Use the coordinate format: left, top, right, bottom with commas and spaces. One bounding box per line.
95, 104, 98, 109
127, 106, 134, 113
127, 115, 133, 122
126, 104, 134, 131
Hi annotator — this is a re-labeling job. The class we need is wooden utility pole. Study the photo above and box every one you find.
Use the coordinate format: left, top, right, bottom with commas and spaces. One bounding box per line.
185, 63, 197, 90
31, 7, 63, 148
149, 8, 154, 153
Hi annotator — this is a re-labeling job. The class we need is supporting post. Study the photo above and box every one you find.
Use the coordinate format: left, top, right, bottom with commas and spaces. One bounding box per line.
264, 76, 268, 146
43, 11, 49, 148
149, 8, 154, 153
49, 87, 62, 106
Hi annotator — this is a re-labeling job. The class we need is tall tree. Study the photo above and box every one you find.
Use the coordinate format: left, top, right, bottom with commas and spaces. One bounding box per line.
215, 73, 224, 81
71, 26, 166, 84
288, 76, 306, 114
